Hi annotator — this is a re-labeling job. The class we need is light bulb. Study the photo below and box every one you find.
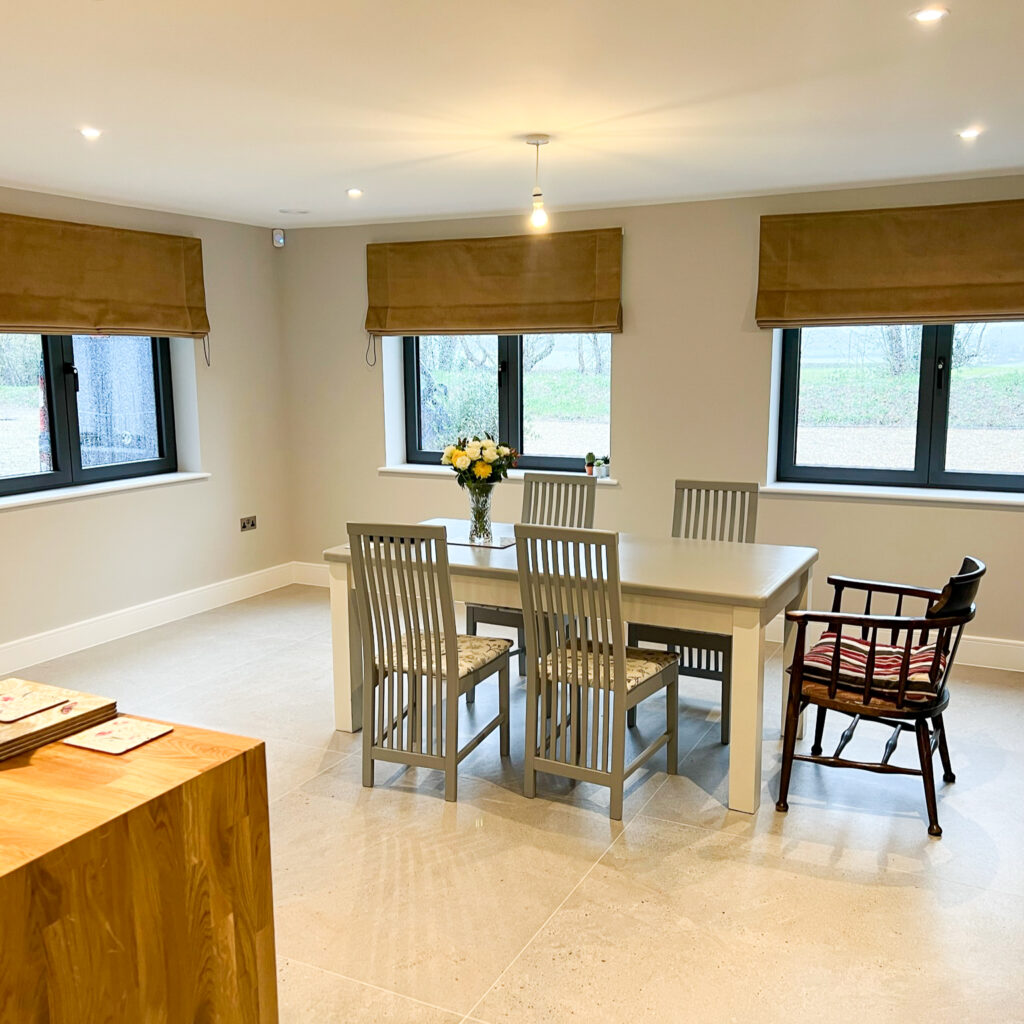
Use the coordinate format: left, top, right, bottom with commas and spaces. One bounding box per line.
80, 126, 102, 140
912, 6, 948, 22
530, 204, 548, 229
958, 126, 982, 140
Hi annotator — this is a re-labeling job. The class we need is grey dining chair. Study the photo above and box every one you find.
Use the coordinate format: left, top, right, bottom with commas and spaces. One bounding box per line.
626, 480, 759, 743
348, 523, 512, 802
466, 472, 596, 691
516, 524, 679, 820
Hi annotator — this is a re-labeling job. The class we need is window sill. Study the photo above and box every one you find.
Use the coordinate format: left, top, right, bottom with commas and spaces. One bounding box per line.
378, 464, 620, 486
761, 481, 1024, 511
0, 472, 211, 513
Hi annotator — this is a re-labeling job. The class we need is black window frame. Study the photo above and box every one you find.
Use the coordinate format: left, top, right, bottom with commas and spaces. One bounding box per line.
404, 335, 605, 472
0, 334, 177, 498
777, 323, 1024, 493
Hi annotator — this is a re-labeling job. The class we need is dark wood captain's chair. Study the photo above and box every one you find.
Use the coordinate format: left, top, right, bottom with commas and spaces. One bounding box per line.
776, 556, 985, 837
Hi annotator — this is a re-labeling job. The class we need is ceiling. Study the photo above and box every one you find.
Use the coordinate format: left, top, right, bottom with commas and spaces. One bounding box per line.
3, 0, 1023, 227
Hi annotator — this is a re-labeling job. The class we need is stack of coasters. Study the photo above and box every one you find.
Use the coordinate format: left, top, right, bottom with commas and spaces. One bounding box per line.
0, 678, 117, 761
63, 716, 172, 755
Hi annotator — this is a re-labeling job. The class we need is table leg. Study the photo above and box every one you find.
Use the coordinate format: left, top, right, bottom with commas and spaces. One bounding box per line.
782, 567, 813, 740
728, 606, 765, 813
329, 562, 362, 732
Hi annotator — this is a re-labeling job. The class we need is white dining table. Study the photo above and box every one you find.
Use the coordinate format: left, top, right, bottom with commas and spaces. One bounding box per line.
323, 519, 817, 814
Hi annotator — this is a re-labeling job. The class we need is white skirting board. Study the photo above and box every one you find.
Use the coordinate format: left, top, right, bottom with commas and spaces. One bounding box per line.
1, 560, 1020, 676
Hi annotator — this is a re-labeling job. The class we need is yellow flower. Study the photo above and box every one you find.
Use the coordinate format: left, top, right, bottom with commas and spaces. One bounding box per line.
472, 460, 493, 480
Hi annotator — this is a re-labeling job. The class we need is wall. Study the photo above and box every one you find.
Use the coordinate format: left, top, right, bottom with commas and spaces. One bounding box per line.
0, 187, 292, 644
280, 174, 1024, 645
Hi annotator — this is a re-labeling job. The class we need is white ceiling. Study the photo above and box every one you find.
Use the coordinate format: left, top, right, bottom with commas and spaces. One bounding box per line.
3, 0, 1023, 227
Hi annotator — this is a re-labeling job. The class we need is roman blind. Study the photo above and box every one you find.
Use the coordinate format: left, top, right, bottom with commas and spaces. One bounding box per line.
364, 227, 623, 335
755, 198, 1024, 328
0, 211, 210, 338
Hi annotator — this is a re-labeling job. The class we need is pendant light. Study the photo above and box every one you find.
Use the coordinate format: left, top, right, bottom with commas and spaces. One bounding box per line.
526, 134, 550, 230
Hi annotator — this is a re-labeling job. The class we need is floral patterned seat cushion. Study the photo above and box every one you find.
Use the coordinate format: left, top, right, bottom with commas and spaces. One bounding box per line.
376, 634, 511, 679
801, 631, 946, 699
542, 646, 678, 692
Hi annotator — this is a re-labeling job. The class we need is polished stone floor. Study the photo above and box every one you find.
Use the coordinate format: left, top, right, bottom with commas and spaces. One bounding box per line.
19, 585, 1024, 1023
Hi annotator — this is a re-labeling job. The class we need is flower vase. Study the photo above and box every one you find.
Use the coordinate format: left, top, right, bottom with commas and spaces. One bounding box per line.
467, 483, 494, 545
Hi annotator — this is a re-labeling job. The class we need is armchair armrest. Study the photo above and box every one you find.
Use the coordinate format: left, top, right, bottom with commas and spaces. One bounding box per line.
786, 609, 968, 632
826, 575, 943, 602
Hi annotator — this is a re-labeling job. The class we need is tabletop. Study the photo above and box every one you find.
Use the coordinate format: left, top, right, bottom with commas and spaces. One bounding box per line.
324, 518, 818, 608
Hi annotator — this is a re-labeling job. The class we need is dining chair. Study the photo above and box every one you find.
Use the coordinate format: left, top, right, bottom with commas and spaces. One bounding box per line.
776, 556, 985, 836
626, 480, 759, 741
466, 472, 596, 691
515, 524, 679, 821
348, 523, 512, 802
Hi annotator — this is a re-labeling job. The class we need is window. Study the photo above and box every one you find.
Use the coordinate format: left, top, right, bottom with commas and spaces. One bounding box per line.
0, 334, 176, 497
404, 334, 611, 470
777, 322, 1024, 491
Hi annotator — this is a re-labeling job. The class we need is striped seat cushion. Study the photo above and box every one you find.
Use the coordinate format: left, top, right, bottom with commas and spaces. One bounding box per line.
801, 631, 946, 698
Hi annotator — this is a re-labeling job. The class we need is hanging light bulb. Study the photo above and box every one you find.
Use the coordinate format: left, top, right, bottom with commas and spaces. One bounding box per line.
526, 135, 550, 230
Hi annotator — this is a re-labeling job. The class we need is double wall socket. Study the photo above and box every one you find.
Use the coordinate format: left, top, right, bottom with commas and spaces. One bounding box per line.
240, 516, 257, 532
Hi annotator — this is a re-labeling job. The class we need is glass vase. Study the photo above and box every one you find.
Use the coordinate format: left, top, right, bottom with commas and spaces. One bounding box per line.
466, 482, 494, 545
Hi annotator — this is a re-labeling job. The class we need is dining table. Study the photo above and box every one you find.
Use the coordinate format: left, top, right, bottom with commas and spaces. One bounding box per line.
323, 518, 817, 814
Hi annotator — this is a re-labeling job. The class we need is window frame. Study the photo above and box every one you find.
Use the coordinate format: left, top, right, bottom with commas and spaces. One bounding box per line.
0, 334, 177, 498
403, 335, 597, 472
777, 323, 1024, 493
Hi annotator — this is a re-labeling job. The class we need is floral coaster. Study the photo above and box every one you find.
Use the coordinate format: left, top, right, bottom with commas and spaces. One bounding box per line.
63, 716, 173, 755
0, 678, 69, 723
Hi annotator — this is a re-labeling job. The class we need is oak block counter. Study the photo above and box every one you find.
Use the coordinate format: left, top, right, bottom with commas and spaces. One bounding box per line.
0, 718, 278, 1023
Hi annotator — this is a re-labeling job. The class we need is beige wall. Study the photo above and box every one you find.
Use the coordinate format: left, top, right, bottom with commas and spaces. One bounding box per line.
0, 187, 292, 644
280, 174, 1024, 643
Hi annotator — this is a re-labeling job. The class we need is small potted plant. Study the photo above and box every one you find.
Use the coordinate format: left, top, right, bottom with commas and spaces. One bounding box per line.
593, 458, 605, 478
585, 451, 596, 476
599, 455, 611, 479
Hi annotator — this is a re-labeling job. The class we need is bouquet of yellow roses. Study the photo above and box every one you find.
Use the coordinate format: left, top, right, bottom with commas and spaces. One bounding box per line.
440, 434, 518, 488
441, 435, 518, 543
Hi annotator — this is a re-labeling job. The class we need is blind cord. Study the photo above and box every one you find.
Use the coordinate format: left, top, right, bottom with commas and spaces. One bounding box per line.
365, 333, 377, 367
202, 334, 211, 367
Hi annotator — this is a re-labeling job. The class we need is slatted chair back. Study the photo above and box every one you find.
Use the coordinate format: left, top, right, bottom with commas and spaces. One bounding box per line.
800, 557, 985, 710
515, 524, 626, 776
522, 472, 597, 529
348, 523, 460, 759
671, 480, 758, 542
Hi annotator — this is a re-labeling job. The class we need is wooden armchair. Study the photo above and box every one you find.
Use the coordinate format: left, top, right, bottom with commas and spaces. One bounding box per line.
776, 557, 985, 837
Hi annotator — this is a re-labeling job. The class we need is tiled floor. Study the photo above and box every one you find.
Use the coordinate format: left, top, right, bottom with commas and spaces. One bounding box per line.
18, 585, 1024, 1023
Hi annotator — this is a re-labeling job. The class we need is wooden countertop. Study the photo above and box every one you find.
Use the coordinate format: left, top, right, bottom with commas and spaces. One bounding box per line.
0, 717, 262, 875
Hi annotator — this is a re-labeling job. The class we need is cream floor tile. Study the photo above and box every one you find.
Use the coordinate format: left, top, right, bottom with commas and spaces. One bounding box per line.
643, 697, 1024, 896
264, 741, 351, 803
471, 815, 1024, 1024
270, 756, 632, 1014
277, 957, 462, 1023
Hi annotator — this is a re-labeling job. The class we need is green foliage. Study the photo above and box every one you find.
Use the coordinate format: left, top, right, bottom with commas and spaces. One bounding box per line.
0, 335, 42, 388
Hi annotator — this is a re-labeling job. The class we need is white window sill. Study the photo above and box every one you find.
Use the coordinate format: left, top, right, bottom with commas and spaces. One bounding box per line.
761, 481, 1024, 511
0, 472, 211, 513
378, 464, 619, 486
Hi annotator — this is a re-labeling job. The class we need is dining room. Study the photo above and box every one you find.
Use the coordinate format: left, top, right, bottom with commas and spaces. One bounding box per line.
2, 3, 1023, 1022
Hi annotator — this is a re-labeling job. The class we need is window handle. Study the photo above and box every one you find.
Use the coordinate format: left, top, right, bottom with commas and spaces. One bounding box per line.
935, 356, 946, 391
64, 362, 79, 392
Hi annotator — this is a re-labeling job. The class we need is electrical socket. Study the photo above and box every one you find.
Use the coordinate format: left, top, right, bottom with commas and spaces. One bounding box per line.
240, 516, 257, 532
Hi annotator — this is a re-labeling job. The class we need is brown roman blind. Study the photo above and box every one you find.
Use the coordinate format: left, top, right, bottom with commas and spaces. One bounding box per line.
364, 227, 623, 335
755, 198, 1024, 328
0, 211, 210, 338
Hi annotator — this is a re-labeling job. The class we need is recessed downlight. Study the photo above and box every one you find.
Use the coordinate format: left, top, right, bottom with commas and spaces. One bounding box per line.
912, 6, 948, 22
278, 208, 309, 215
79, 126, 102, 140
346, 187, 363, 199
958, 126, 982, 140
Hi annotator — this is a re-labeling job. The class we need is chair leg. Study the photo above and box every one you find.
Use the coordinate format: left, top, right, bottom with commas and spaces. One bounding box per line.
720, 646, 732, 746
609, 779, 624, 821
916, 719, 942, 837
499, 663, 510, 757
465, 607, 477, 705
811, 705, 827, 756
524, 677, 538, 798
666, 676, 679, 775
626, 705, 637, 729
934, 714, 955, 783
517, 627, 526, 677
362, 669, 376, 788
775, 681, 802, 812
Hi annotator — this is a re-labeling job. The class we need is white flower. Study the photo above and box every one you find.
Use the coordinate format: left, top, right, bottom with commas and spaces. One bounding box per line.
466, 443, 482, 460
454, 454, 471, 471
498, 445, 510, 456
441, 445, 456, 465
482, 447, 498, 463
482, 437, 497, 450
